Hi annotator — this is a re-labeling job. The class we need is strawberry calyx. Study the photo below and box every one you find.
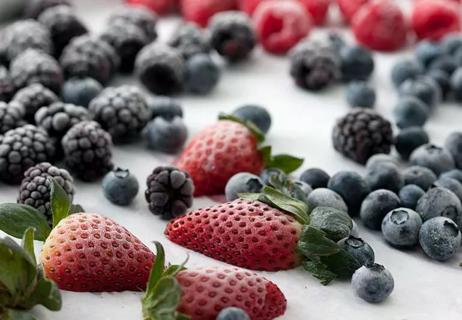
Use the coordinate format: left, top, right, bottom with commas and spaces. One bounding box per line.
218, 113, 266, 143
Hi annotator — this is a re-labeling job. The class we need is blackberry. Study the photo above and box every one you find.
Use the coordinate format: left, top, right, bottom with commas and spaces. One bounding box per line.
17, 162, 74, 222
24, 0, 71, 18
89, 86, 150, 142
290, 39, 341, 91
0, 125, 56, 184
108, 6, 158, 42
11, 83, 59, 122
168, 22, 211, 59
332, 109, 393, 165
209, 11, 256, 62
145, 166, 194, 220
9, 49, 63, 93
61, 121, 113, 181
0, 66, 15, 102
0, 101, 26, 134
1, 20, 53, 63
135, 43, 185, 95
38, 5, 88, 56
35, 101, 90, 140
60, 35, 119, 84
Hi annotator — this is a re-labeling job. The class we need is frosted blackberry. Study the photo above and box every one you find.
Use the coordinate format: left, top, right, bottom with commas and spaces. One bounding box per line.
89, 86, 150, 142
135, 43, 185, 95
145, 166, 194, 220
9, 49, 63, 93
332, 109, 393, 165
0, 66, 15, 102
17, 162, 74, 222
60, 35, 119, 84
0, 101, 26, 134
24, 0, 71, 18
61, 121, 113, 181
290, 40, 341, 91
11, 84, 59, 122
168, 22, 211, 59
38, 5, 88, 56
0, 125, 56, 184
108, 6, 158, 42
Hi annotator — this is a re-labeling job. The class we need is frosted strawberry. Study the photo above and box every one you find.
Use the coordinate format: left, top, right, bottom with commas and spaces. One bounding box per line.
180, 0, 237, 27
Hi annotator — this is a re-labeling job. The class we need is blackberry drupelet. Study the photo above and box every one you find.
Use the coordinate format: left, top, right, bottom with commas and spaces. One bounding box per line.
38, 5, 88, 56
61, 120, 113, 181
145, 166, 194, 219
9, 49, 63, 93
209, 11, 256, 62
89, 85, 150, 142
24, 0, 71, 18
11, 83, 59, 122
0, 66, 15, 102
0, 125, 56, 184
17, 162, 74, 222
0, 101, 26, 134
135, 43, 185, 95
332, 108, 393, 165
60, 35, 119, 84
168, 22, 211, 59
108, 6, 158, 42
290, 39, 341, 91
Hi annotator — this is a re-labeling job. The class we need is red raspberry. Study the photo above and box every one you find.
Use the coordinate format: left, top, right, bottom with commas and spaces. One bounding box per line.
125, 0, 178, 15
411, 0, 461, 41
238, 0, 263, 15
254, 0, 312, 55
180, 0, 238, 27
336, 0, 369, 23
352, 0, 409, 52
299, 0, 331, 25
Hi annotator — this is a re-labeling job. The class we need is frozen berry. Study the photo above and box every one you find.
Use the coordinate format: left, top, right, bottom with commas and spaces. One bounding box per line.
360, 189, 401, 230
340, 45, 374, 82
395, 127, 429, 160
108, 5, 158, 41
307, 188, 348, 212
402, 165, 437, 191
393, 97, 429, 129
148, 96, 183, 120
365, 163, 403, 193
419, 217, 461, 261
432, 177, 462, 202
260, 167, 285, 186
415, 40, 443, 67
145, 116, 187, 154
225, 172, 264, 201
398, 77, 441, 111
441, 33, 462, 55
336, 0, 368, 23
299, 0, 331, 25
450, 67, 462, 101
0, 66, 15, 102
382, 208, 422, 247
0, 101, 26, 134
217, 307, 250, 320
427, 69, 451, 99
102, 168, 139, 206
168, 22, 210, 59
410, 144, 455, 176
126, 0, 177, 15
428, 55, 457, 76
231, 105, 272, 134
338, 236, 375, 266
391, 59, 424, 88
180, 0, 237, 27
440, 169, 462, 184
309, 206, 353, 241
366, 154, 399, 170
11, 84, 59, 122
24, 0, 71, 18
184, 54, 220, 94
300, 168, 330, 189
62, 77, 102, 108
416, 187, 462, 224
328, 171, 370, 215
399, 185, 425, 210
345, 81, 376, 108
445, 132, 462, 169
352, 264, 394, 303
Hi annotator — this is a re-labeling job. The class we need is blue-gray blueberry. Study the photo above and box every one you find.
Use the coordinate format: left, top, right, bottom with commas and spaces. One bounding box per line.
409, 144, 455, 176
352, 264, 394, 303
338, 236, 375, 266
394, 127, 429, 160
365, 163, 403, 193
393, 97, 428, 129
232, 104, 272, 134
360, 189, 401, 230
307, 188, 348, 212
299, 168, 330, 189
328, 171, 370, 215
419, 217, 461, 261
225, 172, 264, 201
402, 165, 437, 190
345, 81, 376, 108
102, 168, 139, 206
399, 184, 424, 210
146, 116, 187, 154
416, 187, 462, 226
381, 208, 422, 247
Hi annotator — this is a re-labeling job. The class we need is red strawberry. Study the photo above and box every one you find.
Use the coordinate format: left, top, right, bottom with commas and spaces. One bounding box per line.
125, 0, 178, 15
41, 213, 154, 292
352, 0, 409, 52
299, 0, 331, 25
336, 0, 369, 23
411, 0, 461, 41
180, 0, 238, 27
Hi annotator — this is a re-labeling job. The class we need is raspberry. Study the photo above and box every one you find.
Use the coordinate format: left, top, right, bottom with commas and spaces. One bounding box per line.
411, 0, 461, 41
125, 0, 178, 15
336, 0, 369, 23
238, 0, 262, 15
299, 0, 331, 25
352, 0, 409, 52
254, 0, 312, 55
180, 0, 237, 27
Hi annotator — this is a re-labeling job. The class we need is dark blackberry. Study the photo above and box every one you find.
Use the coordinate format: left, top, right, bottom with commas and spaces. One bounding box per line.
168, 22, 211, 59
61, 120, 113, 181
289, 39, 341, 91
100, 22, 149, 73
17, 162, 74, 222
135, 43, 185, 95
89, 85, 150, 142
38, 5, 88, 57
332, 108, 394, 165
0, 101, 26, 134
60, 35, 119, 84
0, 66, 15, 102
145, 166, 194, 219
35, 101, 90, 140
1, 20, 53, 63
24, 0, 71, 18
108, 6, 158, 42
209, 11, 256, 62
9, 49, 63, 93
0, 125, 56, 184
11, 83, 59, 122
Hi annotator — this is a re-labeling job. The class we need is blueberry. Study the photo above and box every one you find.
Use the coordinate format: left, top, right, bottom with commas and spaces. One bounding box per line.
382, 208, 422, 247
345, 81, 376, 108
146, 116, 188, 154
307, 188, 348, 212
225, 172, 264, 201
399, 185, 425, 210
184, 53, 220, 94
391, 59, 424, 88
450, 67, 462, 101
440, 169, 462, 184
293, 180, 313, 202
398, 77, 441, 110
328, 171, 370, 215
340, 45, 374, 82
338, 236, 375, 266
432, 177, 462, 202
148, 96, 183, 121
427, 69, 450, 99
365, 163, 403, 193
428, 55, 458, 76
393, 97, 429, 129
328, 32, 346, 53
360, 189, 401, 230
260, 168, 285, 186
415, 40, 443, 67
352, 264, 394, 303
419, 217, 461, 261
445, 132, 462, 169
309, 206, 352, 241
216, 307, 250, 320
416, 187, 462, 226
366, 154, 399, 170
232, 104, 272, 134
102, 168, 139, 206
394, 127, 429, 160
441, 33, 462, 55
299, 168, 329, 189
62, 77, 102, 108
409, 144, 455, 176
402, 165, 437, 190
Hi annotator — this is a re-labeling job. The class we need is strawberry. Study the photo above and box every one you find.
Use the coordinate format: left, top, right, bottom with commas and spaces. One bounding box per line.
180, 0, 238, 27
299, 0, 331, 25
352, 0, 409, 52
125, 0, 178, 15
336, 0, 369, 23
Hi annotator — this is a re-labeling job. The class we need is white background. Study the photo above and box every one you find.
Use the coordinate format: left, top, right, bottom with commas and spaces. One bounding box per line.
1, 0, 462, 319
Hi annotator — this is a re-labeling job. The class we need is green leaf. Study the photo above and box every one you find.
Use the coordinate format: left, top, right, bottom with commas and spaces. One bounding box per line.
309, 207, 353, 242
21, 275, 61, 311
3, 309, 37, 320
297, 226, 340, 257
262, 186, 309, 225
259, 146, 272, 164
50, 178, 71, 228
302, 258, 337, 286
218, 113, 265, 143
144, 242, 166, 301
69, 204, 84, 214
0, 204, 51, 241
266, 154, 304, 174
21, 228, 36, 265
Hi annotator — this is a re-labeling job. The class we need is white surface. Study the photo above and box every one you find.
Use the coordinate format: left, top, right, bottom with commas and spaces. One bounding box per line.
1, 0, 462, 319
